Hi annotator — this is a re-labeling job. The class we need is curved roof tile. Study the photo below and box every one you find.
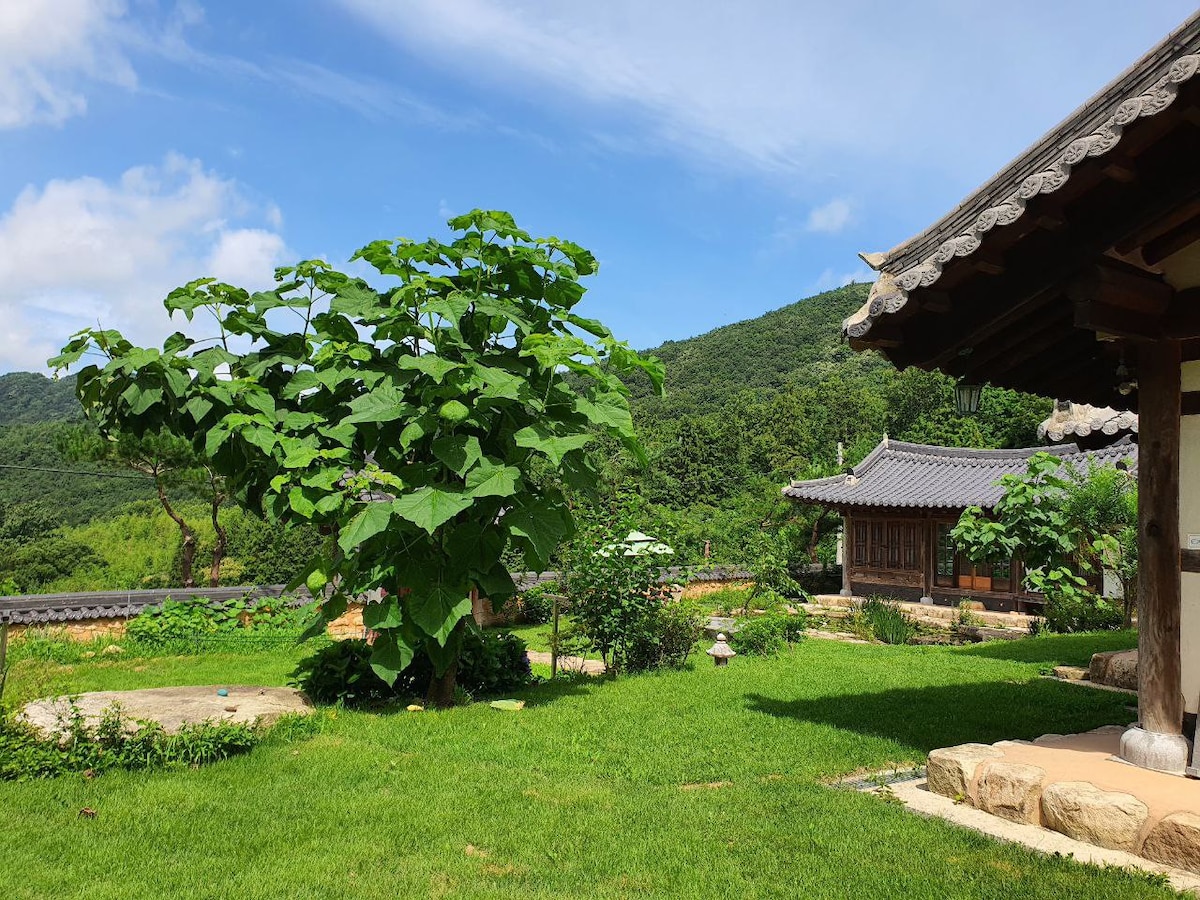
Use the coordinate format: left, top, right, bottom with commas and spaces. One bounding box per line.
783, 437, 1136, 510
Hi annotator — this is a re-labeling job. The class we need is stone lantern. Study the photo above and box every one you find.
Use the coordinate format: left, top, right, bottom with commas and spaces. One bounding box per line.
707, 634, 736, 667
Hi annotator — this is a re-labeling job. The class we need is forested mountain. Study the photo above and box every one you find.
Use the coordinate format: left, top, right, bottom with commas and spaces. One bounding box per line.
0, 283, 1054, 590
0, 372, 159, 529
0, 372, 82, 425
627, 283, 885, 418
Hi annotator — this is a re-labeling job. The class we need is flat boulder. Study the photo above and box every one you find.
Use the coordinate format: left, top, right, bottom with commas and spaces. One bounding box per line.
1141, 811, 1200, 873
1041, 781, 1148, 852
974, 760, 1045, 824
1089, 649, 1138, 691
20, 685, 311, 738
927, 743, 1003, 799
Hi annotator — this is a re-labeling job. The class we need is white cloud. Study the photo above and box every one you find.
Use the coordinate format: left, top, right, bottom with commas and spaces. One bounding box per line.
805, 198, 853, 235
334, 0, 1197, 184
0, 0, 136, 128
811, 266, 874, 294
0, 155, 288, 371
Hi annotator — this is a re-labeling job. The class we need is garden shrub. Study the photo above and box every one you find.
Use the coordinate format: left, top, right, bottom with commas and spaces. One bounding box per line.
0, 704, 260, 781
620, 602, 706, 672
564, 534, 682, 674
291, 629, 532, 707
514, 580, 560, 625
1042, 592, 1123, 633
731, 609, 808, 656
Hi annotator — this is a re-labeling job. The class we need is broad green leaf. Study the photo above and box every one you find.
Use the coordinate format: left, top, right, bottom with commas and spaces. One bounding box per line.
477, 561, 516, 601
362, 596, 404, 630
513, 425, 592, 467
281, 442, 321, 469
409, 580, 472, 646
288, 487, 316, 517
342, 386, 413, 424
330, 281, 383, 318
185, 396, 213, 423
338, 502, 394, 553
395, 354, 463, 384
432, 434, 482, 476
575, 391, 633, 434
369, 631, 415, 686
472, 363, 526, 401
392, 487, 473, 534
465, 460, 521, 498
506, 498, 573, 570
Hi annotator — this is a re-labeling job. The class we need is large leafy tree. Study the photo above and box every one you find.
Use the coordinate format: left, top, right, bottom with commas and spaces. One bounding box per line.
52, 210, 663, 704
951, 452, 1137, 631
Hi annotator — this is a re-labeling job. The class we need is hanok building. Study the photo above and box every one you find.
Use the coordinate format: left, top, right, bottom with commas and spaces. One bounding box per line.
784, 437, 1136, 613
844, 11, 1200, 774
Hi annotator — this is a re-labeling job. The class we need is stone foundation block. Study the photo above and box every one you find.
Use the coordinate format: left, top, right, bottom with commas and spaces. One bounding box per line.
973, 761, 1045, 824
1141, 812, 1200, 874
1040, 781, 1148, 851
926, 743, 1004, 799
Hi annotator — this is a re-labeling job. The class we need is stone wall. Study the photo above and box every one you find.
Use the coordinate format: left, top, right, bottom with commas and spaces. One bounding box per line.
7, 619, 128, 642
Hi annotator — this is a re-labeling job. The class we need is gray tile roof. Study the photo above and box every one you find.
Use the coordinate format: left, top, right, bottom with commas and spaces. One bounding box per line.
783, 436, 1136, 510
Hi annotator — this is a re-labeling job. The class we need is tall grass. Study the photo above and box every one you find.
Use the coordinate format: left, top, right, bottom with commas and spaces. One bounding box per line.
855, 596, 918, 645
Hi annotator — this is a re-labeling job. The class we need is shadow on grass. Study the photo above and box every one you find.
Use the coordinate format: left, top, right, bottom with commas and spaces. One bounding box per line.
744, 678, 1133, 755
950, 630, 1137, 667
515, 671, 609, 708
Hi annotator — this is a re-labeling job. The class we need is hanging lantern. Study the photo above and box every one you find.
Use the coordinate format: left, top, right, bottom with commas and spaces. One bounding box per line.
954, 381, 983, 415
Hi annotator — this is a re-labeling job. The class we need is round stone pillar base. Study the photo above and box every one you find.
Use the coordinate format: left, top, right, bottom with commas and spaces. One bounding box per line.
1119, 725, 1191, 776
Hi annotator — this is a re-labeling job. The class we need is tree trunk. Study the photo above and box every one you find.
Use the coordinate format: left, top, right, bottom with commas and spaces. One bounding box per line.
425, 617, 466, 708
156, 478, 196, 588
208, 472, 228, 587
426, 656, 461, 709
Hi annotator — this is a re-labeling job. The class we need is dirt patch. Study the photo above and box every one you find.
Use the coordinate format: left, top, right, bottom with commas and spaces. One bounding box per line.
20, 685, 312, 737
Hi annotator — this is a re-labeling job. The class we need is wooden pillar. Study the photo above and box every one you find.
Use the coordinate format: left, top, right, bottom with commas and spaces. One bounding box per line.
840, 513, 853, 596
921, 519, 934, 603
1137, 340, 1183, 736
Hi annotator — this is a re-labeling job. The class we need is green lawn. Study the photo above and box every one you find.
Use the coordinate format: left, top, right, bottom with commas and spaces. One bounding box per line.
1, 630, 1166, 900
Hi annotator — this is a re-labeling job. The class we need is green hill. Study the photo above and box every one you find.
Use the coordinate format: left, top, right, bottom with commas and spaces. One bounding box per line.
0, 372, 83, 425
0, 373, 155, 529
628, 283, 884, 417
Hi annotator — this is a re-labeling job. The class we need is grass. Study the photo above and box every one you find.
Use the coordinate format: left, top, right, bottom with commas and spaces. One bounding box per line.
0, 630, 1165, 899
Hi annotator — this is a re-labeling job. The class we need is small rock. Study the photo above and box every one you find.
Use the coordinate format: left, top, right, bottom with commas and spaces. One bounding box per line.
974, 761, 1045, 824
1041, 781, 1148, 851
1141, 811, 1200, 873
82, 651, 96, 659
927, 743, 1004, 799
101, 645, 124, 655
224, 706, 238, 713
1052, 665, 1089, 681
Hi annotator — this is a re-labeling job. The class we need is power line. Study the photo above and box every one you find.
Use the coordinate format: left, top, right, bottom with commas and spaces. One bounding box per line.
0, 463, 153, 480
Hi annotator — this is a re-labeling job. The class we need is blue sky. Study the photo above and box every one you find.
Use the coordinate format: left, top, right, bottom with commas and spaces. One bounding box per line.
0, 0, 1196, 372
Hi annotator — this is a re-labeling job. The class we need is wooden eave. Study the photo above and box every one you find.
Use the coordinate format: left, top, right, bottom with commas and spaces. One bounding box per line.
846, 14, 1200, 406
